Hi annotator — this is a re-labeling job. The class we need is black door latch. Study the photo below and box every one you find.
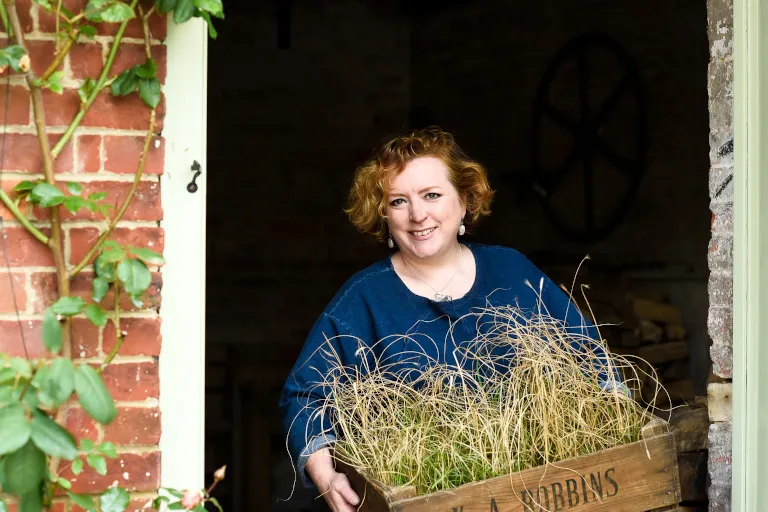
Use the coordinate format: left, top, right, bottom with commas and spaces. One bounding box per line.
187, 160, 202, 193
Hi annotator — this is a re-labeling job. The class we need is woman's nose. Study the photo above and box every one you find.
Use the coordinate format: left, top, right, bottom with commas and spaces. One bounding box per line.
410, 201, 428, 223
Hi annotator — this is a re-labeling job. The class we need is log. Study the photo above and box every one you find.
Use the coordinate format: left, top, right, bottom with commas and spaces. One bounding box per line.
665, 324, 686, 341
677, 452, 707, 502
637, 319, 663, 343
628, 298, 683, 325
637, 341, 688, 365
662, 360, 688, 381
669, 407, 709, 452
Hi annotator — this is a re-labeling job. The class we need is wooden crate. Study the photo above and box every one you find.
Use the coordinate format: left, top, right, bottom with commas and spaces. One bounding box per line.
337, 420, 680, 512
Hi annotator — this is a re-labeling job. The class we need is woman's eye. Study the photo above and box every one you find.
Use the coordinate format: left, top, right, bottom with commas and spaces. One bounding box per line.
390, 198, 406, 207
425, 192, 441, 200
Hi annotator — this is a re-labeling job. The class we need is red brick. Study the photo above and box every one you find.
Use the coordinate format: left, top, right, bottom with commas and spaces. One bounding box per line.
1, 227, 55, 266
104, 406, 161, 445
42, 87, 80, 126
69, 41, 104, 81
62, 451, 160, 494
64, 271, 162, 313
27, 39, 61, 77
0, 85, 31, 125
0, 271, 26, 313
0, 320, 47, 358
32, 269, 161, 314
72, 316, 100, 358
103, 317, 161, 357
92, 0, 167, 40
104, 135, 164, 175
33, 180, 162, 222
83, 90, 166, 131
65, 406, 100, 443
101, 360, 159, 401
71, 498, 156, 512
12, 0, 35, 33
69, 226, 164, 266
76, 134, 102, 172
113, 43, 167, 84
37, 0, 86, 32
1, 133, 74, 173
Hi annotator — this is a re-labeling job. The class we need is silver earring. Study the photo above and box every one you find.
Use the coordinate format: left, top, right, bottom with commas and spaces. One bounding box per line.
458, 220, 466, 236
388, 235, 395, 249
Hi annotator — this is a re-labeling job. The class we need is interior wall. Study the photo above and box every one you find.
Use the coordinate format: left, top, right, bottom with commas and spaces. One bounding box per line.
205, 1, 409, 509
203, 0, 711, 509
410, 0, 712, 393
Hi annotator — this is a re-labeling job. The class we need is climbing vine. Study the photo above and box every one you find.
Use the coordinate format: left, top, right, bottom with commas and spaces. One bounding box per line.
0, 1, 223, 510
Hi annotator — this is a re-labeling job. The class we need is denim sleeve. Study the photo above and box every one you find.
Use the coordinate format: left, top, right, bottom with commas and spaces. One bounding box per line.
279, 313, 345, 488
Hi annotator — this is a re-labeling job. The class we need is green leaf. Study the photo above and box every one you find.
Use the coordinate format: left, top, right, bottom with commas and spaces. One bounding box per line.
208, 497, 224, 512
75, 365, 117, 424
136, 58, 158, 79
33, 0, 53, 8
193, 0, 222, 17
80, 438, 95, 451
97, 441, 117, 458
100, 2, 135, 22
89, 191, 109, 201
168, 503, 186, 511
101, 487, 130, 512
13, 180, 38, 193
111, 68, 139, 96
57, 477, 72, 489
117, 258, 152, 297
46, 70, 65, 94
42, 308, 63, 354
1, 46, 27, 72
52, 296, 86, 316
173, 0, 196, 23
86, 304, 108, 327
0, 498, 7, 512
199, 11, 218, 39
91, 277, 110, 303
66, 182, 84, 195
30, 409, 77, 459
63, 196, 88, 214
30, 182, 65, 207
0, 404, 32, 455
43, 358, 75, 406
79, 25, 98, 39
139, 78, 161, 108
101, 246, 127, 264
0, 367, 16, 386
71, 458, 84, 475
94, 254, 117, 281
86, 453, 107, 475
18, 490, 42, 512
154, 0, 177, 12
191, 506, 206, 512
165, 488, 184, 498
4, 440, 46, 493
151, 496, 169, 510
78, 78, 97, 103
68, 492, 95, 510
10, 358, 32, 379
130, 247, 165, 266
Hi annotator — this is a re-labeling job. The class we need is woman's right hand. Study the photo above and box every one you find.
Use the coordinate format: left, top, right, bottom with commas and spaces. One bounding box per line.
306, 447, 360, 512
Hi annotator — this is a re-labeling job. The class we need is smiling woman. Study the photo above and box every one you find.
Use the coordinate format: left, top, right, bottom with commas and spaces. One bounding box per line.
278, 127, 620, 512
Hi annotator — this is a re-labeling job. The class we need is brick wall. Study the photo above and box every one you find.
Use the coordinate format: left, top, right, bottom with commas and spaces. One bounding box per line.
706, 0, 734, 508
0, 0, 166, 508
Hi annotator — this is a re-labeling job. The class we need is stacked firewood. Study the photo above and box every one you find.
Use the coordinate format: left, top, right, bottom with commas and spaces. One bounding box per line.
579, 293, 694, 407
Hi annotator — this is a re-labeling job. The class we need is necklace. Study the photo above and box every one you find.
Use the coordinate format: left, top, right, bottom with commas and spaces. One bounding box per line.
401, 244, 462, 302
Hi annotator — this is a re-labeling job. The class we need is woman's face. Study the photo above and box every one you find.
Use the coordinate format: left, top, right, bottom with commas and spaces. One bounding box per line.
386, 156, 466, 260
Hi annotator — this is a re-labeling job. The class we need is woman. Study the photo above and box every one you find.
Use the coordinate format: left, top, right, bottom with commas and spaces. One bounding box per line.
279, 127, 608, 512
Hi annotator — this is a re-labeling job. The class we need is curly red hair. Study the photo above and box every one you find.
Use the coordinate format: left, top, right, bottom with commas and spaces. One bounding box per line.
345, 127, 495, 241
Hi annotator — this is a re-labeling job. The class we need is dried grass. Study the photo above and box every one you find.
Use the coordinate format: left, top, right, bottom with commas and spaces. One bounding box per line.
297, 279, 666, 496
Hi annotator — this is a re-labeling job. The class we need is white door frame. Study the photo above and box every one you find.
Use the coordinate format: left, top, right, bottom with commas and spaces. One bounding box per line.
159, 17, 208, 489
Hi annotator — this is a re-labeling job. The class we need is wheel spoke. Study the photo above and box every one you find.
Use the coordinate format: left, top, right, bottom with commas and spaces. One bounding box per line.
538, 144, 584, 196
578, 46, 591, 122
595, 138, 637, 175
583, 158, 595, 231
593, 75, 631, 128
541, 103, 580, 135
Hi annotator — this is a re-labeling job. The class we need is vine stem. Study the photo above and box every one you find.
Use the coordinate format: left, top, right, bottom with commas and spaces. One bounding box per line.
41, 27, 81, 82
6, 0, 71, 357
0, 189, 50, 244
69, 108, 156, 278
51, 0, 140, 158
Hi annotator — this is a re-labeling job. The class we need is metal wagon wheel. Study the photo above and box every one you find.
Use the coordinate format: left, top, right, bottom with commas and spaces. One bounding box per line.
530, 33, 648, 243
